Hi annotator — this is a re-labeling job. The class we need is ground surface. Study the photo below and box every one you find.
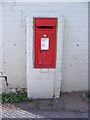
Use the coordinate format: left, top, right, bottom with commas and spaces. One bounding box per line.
1, 92, 89, 119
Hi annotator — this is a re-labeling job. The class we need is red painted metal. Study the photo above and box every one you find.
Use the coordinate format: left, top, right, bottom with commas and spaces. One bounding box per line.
34, 18, 57, 68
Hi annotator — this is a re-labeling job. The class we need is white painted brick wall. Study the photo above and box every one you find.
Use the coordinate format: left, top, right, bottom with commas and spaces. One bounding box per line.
0, 2, 2, 94
2, 2, 88, 92
0, 4, 2, 71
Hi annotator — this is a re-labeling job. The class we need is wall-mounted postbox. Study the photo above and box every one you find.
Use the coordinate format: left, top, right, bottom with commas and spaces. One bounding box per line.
34, 18, 57, 68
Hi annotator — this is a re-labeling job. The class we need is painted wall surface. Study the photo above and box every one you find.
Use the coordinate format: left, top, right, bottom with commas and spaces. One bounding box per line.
2, 2, 88, 92
0, 2, 2, 72
0, 2, 2, 93
89, 2, 90, 91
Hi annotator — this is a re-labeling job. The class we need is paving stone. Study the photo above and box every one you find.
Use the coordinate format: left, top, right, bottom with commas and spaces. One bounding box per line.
1, 104, 44, 118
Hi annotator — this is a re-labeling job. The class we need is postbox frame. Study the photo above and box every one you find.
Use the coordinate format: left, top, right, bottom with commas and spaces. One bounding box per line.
34, 18, 57, 68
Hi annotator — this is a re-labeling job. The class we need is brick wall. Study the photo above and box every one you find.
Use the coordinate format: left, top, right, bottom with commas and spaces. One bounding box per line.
0, 3, 2, 93
0, 3, 2, 71
2, 2, 88, 92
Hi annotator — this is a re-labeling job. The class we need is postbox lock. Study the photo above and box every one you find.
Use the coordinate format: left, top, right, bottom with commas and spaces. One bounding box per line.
43, 33, 47, 37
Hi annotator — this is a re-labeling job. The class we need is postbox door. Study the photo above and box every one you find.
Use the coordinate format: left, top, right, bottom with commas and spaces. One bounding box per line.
37, 32, 53, 67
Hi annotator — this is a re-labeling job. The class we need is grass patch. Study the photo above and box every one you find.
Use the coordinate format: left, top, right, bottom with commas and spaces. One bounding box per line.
2, 92, 28, 103
86, 91, 90, 99
87, 92, 90, 99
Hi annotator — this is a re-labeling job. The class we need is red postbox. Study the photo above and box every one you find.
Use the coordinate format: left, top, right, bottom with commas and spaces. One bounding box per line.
34, 18, 57, 68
